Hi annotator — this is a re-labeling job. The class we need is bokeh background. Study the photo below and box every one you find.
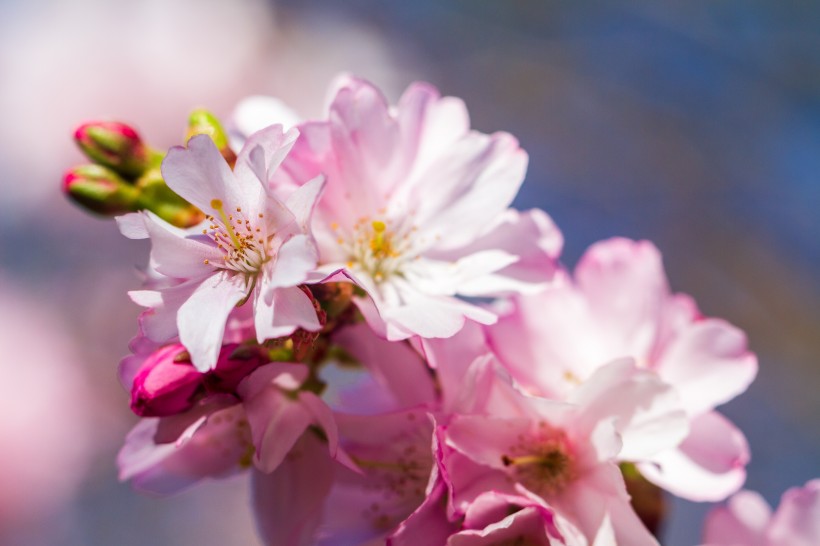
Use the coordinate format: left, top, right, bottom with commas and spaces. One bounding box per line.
0, 1, 818, 544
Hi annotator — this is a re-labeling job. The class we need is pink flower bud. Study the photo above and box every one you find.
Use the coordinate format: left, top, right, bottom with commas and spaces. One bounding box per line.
74, 121, 153, 177
130, 344, 204, 417
63, 164, 140, 216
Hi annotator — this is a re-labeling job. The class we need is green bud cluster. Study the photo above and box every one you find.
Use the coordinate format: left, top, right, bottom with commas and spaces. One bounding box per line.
64, 111, 234, 227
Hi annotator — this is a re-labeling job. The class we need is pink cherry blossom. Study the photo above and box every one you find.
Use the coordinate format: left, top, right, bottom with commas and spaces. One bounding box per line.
487, 237, 757, 501
274, 76, 562, 340
120, 126, 325, 370
703, 480, 820, 546
439, 357, 686, 545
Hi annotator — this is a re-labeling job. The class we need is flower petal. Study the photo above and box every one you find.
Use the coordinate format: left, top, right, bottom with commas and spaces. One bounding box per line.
656, 319, 757, 416
703, 490, 771, 546
266, 234, 319, 290
161, 134, 241, 215
177, 271, 247, 371
638, 411, 749, 502
251, 433, 334, 546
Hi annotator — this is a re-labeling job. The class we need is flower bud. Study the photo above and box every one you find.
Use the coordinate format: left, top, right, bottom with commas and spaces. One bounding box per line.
130, 344, 204, 417
186, 109, 237, 165
63, 164, 140, 216
74, 121, 155, 177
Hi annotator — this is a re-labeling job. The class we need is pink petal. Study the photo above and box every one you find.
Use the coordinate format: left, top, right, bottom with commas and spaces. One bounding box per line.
575, 238, 668, 359
380, 290, 496, 341
251, 433, 334, 546
284, 174, 326, 232
447, 208, 563, 296
446, 415, 533, 471
569, 359, 689, 461
638, 411, 749, 502
485, 276, 605, 400
327, 76, 403, 212
118, 403, 249, 495
161, 134, 242, 216
177, 271, 247, 371
130, 281, 199, 343
269, 285, 322, 332
703, 490, 771, 546
243, 383, 313, 473
767, 480, 820, 545
554, 464, 659, 546
266, 234, 318, 290
331, 323, 436, 409
320, 409, 436, 544
447, 506, 558, 546
234, 124, 299, 189
656, 319, 757, 416
143, 212, 220, 279
116, 212, 149, 239
396, 81, 470, 186
410, 131, 527, 251
387, 482, 457, 546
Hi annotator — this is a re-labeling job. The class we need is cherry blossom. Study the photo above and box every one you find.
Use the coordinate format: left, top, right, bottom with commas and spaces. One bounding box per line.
274, 76, 562, 340
440, 357, 686, 545
120, 126, 325, 370
487, 238, 757, 501
703, 480, 820, 546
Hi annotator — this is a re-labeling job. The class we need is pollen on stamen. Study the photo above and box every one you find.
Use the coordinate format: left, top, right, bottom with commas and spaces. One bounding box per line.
210, 199, 223, 209
203, 259, 209, 264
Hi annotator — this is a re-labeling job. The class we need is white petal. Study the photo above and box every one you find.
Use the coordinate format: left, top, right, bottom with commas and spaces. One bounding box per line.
177, 272, 247, 371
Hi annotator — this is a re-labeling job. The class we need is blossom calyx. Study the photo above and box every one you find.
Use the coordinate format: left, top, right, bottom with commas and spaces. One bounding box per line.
74, 121, 156, 177
63, 164, 141, 216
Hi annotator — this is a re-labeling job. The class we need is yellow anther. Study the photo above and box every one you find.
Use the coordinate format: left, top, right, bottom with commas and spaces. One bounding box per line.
372, 220, 386, 233
210, 198, 241, 249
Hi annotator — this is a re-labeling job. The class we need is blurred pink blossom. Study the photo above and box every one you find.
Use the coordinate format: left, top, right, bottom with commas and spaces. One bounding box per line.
0, 275, 94, 527
703, 480, 820, 546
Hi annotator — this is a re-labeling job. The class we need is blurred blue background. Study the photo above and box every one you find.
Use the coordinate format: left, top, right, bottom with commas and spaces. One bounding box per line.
0, 1, 817, 544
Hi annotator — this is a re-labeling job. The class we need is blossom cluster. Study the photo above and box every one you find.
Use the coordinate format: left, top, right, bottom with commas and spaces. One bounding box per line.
64, 76, 818, 545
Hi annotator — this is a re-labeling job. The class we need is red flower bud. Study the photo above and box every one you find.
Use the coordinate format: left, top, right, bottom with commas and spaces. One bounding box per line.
130, 344, 204, 417
74, 121, 153, 177
63, 164, 140, 216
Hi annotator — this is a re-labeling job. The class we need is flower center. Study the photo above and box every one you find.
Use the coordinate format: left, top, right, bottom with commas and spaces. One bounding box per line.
334, 217, 417, 283
204, 199, 271, 276
501, 424, 576, 497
